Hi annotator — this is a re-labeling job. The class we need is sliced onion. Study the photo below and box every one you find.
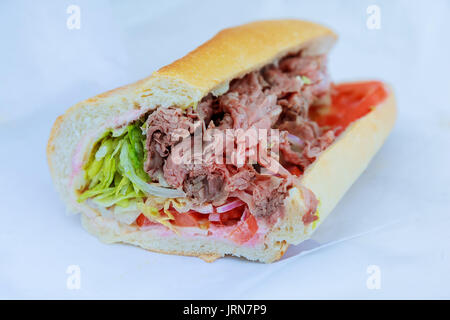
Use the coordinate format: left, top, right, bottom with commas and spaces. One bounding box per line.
216, 199, 245, 213
191, 204, 214, 214
208, 213, 221, 222
230, 191, 253, 209
144, 183, 186, 198
287, 133, 303, 146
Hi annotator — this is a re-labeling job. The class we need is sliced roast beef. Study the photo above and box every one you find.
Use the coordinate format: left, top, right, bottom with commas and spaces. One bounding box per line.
186, 94, 215, 124
144, 107, 193, 177
219, 72, 282, 130
262, 65, 303, 98
163, 135, 256, 205
278, 92, 311, 117
226, 165, 257, 192
251, 176, 288, 217
274, 53, 330, 117
279, 126, 336, 169
143, 50, 334, 218
183, 171, 227, 204
279, 53, 327, 85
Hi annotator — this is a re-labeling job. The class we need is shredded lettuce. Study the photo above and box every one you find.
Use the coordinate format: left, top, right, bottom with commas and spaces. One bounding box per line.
113, 199, 142, 224
78, 122, 184, 208
137, 202, 177, 232
119, 139, 185, 198
301, 75, 312, 85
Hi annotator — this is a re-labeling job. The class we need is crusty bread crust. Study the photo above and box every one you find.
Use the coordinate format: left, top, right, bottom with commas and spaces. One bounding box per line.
47, 19, 395, 263
155, 19, 337, 96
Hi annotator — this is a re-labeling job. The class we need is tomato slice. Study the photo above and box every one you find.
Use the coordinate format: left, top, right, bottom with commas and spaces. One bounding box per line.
228, 210, 259, 244
218, 206, 245, 225
171, 211, 198, 227
313, 81, 388, 131
135, 203, 253, 236
287, 165, 303, 177
171, 210, 210, 228
136, 213, 154, 227
302, 210, 319, 225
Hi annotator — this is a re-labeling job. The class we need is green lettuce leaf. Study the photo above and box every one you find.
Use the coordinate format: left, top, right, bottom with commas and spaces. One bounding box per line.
78, 122, 185, 208
78, 124, 147, 205
137, 202, 177, 231
301, 75, 312, 85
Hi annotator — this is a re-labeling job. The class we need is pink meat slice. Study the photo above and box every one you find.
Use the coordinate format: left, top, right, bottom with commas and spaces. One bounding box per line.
144, 51, 333, 217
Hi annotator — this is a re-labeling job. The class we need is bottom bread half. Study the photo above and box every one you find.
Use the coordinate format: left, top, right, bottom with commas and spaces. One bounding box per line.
81, 186, 310, 263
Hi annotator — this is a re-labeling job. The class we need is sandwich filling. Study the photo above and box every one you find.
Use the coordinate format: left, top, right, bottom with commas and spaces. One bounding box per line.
76, 50, 388, 246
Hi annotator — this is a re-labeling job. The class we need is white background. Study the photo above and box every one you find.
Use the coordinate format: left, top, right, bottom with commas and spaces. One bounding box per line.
1, 0, 449, 299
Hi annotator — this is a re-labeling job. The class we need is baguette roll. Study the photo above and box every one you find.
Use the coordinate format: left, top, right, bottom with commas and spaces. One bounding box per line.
47, 20, 396, 262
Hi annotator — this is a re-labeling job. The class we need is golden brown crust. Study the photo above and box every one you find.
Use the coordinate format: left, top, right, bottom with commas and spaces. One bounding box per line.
155, 19, 337, 96
198, 254, 223, 263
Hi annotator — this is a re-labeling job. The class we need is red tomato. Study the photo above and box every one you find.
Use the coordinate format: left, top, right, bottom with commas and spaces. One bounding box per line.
171, 210, 210, 228
314, 81, 388, 130
219, 206, 245, 225
136, 210, 208, 228
136, 213, 153, 227
302, 210, 319, 225
172, 211, 199, 227
228, 211, 259, 244
287, 165, 303, 177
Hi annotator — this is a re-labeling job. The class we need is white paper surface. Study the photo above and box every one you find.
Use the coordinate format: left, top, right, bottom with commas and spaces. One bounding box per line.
1, 0, 449, 299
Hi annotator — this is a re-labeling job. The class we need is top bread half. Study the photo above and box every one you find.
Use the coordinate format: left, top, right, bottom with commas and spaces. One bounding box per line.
47, 20, 337, 209
154, 19, 337, 100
